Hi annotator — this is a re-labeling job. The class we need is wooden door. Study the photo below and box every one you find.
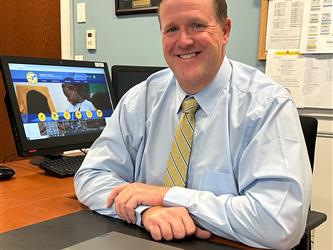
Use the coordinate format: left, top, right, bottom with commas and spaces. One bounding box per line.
0, 0, 61, 162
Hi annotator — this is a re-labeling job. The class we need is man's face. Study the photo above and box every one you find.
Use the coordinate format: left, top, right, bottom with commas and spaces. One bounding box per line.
159, 0, 231, 94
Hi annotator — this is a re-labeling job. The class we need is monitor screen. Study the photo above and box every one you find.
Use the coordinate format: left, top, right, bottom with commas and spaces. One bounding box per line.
0, 55, 116, 156
111, 65, 166, 104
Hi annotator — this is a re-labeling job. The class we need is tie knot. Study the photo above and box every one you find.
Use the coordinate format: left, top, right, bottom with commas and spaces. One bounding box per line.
181, 97, 199, 114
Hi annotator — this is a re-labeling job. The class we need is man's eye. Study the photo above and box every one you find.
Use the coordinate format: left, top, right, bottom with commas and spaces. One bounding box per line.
192, 23, 204, 29
166, 27, 177, 33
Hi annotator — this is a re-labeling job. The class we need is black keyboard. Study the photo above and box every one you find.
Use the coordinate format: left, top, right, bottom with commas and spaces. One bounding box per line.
39, 155, 85, 178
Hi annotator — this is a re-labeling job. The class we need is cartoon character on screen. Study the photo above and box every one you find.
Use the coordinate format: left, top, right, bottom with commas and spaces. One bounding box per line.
62, 79, 96, 113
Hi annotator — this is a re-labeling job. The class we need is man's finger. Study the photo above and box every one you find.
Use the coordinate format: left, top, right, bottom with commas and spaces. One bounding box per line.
125, 198, 139, 224
181, 214, 196, 237
149, 224, 163, 241
106, 183, 128, 208
194, 227, 211, 239
114, 195, 130, 223
160, 220, 176, 241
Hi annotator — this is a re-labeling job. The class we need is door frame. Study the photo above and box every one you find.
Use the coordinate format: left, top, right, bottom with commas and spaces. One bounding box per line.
60, 0, 74, 59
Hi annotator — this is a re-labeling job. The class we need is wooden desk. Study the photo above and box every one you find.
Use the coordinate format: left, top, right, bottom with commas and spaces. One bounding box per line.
0, 159, 86, 233
1, 160, 260, 250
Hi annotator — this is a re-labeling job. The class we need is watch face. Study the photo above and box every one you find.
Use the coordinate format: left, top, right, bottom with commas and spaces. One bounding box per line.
26, 71, 38, 84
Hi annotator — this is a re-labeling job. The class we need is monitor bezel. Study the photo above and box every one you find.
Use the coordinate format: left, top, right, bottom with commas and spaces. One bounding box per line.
111, 65, 166, 104
0, 55, 116, 156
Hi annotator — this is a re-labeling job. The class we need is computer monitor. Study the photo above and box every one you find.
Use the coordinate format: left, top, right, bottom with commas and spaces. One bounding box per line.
0, 55, 116, 157
111, 65, 166, 104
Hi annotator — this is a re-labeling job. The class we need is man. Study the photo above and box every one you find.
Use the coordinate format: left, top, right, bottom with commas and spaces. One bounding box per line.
74, 0, 312, 248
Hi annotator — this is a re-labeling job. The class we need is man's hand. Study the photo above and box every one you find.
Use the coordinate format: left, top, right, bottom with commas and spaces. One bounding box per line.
106, 183, 169, 224
142, 206, 211, 241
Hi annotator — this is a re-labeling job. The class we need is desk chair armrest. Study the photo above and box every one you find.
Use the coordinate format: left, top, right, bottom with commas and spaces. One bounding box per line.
306, 210, 327, 232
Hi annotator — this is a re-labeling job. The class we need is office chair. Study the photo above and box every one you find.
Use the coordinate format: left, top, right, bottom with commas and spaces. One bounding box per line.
295, 116, 327, 250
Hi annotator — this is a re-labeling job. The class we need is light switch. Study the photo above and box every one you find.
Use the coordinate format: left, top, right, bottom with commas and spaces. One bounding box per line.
77, 3, 86, 23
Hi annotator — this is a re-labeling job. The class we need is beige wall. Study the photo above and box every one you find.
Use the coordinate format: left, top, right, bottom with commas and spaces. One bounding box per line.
313, 119, 333, 250
300, 110, 333, 250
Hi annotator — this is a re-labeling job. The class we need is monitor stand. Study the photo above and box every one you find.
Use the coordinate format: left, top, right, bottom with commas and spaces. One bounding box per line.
30, 153, 63, 166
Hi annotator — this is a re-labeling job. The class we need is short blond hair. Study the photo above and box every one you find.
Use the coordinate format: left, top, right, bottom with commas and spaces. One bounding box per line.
158, 0, 228, 23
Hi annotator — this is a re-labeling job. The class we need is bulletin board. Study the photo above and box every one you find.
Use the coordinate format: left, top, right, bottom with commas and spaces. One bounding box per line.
257, 0, 333, 110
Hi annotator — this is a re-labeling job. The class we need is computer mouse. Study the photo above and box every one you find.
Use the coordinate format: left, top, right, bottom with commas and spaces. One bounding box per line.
0, 165, 15, 180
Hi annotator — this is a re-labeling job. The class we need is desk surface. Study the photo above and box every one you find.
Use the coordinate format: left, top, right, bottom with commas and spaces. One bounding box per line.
1, 160, 260, 250
0, 159, 86, 233
2, 210, 240, 250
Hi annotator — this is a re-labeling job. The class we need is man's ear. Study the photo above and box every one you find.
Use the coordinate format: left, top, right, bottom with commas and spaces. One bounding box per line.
222, 17, 231, 45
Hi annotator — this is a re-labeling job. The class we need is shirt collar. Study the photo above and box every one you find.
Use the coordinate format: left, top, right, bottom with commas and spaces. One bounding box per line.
175, 83, 188, 113
175, 57, 232, 115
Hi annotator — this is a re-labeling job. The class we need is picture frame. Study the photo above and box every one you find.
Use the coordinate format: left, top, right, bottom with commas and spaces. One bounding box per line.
115, 0, 160, 16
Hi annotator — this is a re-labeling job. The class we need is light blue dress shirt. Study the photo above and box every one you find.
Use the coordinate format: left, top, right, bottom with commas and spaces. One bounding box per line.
74, 58, 312, 249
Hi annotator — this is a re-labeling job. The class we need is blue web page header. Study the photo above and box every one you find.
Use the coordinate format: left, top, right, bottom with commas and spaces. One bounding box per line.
9, 63, 107, 84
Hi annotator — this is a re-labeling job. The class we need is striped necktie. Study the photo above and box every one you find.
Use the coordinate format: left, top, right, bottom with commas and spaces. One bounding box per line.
164, 97, 199, 187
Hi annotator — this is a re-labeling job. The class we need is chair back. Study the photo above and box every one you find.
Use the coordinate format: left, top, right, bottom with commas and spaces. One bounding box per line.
299, 116, 318, 170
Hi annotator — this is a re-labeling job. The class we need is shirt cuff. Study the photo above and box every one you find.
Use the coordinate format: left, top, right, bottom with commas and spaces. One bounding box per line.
135, 205, 150, 227
163, 186, 196, 207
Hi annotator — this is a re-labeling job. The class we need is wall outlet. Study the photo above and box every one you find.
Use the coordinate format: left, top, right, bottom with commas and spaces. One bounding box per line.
86, 29, 96, 50
75, 55, 84, 61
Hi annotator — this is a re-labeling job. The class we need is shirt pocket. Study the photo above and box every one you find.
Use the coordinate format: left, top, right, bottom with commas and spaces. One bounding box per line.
200, 170, 239, 196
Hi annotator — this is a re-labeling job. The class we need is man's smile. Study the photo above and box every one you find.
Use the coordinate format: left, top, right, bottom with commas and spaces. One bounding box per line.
177, 52, 201, 59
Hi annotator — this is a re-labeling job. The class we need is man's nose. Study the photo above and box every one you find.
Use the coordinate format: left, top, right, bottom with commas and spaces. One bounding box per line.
177, 30, 194, 48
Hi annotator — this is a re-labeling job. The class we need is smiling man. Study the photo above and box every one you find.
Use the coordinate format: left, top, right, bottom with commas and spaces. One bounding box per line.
74, 0, 312, 249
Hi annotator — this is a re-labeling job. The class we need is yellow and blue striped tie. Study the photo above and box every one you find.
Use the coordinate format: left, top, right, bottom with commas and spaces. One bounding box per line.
164, 97, 199, 187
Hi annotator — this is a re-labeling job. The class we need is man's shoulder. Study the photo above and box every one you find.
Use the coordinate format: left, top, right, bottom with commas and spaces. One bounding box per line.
229, 59, 274, 90
119, 67, 173, 111
146, 67, 173, 88
125, 67, 172, 93
229, 59, 291, 106
145, 67, 174, 100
